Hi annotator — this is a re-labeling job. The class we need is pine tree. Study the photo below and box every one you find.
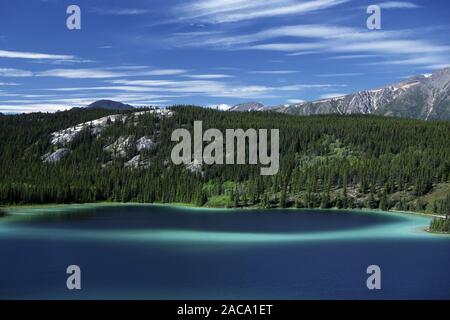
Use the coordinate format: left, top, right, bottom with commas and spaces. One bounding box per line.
379, 192, 389, 211
279, 191, 287, 208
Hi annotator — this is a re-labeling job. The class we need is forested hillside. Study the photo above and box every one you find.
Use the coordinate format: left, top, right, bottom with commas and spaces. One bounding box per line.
0, 106, 449, 214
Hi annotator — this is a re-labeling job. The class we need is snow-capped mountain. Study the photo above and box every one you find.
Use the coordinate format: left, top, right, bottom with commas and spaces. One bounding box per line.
275, 67, 450, 120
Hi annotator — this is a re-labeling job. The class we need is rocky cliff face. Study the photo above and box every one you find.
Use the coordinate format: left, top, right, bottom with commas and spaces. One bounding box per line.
44, 108, 172, 165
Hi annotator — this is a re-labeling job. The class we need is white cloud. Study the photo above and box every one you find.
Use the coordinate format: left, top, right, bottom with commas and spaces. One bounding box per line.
377, 1, 419, 9
247, 43, 325, 52
367, 56, 446, 66
91, 8, 148, 15
287, 99, 305, 104
278, 84, 347, 90
0, 104, 73, 113
0, 49, 75, 60
0, 68, 33, 77
36, 68, 120, 79
316, 73, 363, 77
35, 68, 187, 79
141, 69, 187, 76
333, 40, 449, 55
185, 74, 233, 79
177, 0, 350, 23
171, 24, 375, 48
107, 79, 275, 98
328, 54, 379, 60
169, 24, 404, 53
319, 93, 347, 99
40, 78, 344, 101
250, 70, 299, 74
170, 23, 450, 68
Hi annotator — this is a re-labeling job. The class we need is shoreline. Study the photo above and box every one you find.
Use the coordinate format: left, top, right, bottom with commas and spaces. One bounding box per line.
1, 200, 446, 218
2, 201, 449, 236
425, 228, 450, 235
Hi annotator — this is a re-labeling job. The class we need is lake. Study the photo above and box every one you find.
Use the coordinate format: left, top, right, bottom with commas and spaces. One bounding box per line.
0, 204, 449, 299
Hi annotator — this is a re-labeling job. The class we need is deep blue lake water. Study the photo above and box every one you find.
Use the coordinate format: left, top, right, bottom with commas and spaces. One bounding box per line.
0, 204, 449, 299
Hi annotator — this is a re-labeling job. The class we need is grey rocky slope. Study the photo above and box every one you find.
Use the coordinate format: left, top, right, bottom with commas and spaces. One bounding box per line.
229, 102, 265, 112
274, 67, 450, 120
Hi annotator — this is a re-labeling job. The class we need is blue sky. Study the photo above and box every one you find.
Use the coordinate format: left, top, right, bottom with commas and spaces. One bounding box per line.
0, 0, 449, 113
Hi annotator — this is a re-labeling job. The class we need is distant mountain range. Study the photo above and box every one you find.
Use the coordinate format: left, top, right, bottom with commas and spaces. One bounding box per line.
83, 67, 450, 120
232, 67, 450, 121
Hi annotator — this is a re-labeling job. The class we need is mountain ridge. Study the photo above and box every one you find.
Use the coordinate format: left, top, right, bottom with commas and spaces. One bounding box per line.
229, 102, 265, 112
273, 67, 450, 120
86, 99, 135, 111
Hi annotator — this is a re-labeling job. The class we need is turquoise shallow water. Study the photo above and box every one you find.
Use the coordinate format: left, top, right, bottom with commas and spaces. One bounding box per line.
0, 205, 449, 299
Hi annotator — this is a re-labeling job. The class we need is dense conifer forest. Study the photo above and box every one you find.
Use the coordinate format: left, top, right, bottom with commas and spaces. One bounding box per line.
0, 106, 449, 215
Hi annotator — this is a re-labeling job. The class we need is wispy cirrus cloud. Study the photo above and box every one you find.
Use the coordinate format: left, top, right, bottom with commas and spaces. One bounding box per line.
184, 74, 233, 79
90, 8, 149, 15
170, 23, 450, 69
328, 54, 379, 60
250, 70, 299, 75
0, 49, 75, 60
33, 67, 187, 79
0, 68, 34, 77
39, 78, 345, 101
169, 24, 405, 51
176, 0, 349, 24
365, 55, 450, 69
377, 1, 419, 9
316, 73, 363, 77
0, 66, 189, 80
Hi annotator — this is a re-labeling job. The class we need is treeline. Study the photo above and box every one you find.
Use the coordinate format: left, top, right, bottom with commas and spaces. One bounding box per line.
0, 106, 449, 214
429, 217, 450, 233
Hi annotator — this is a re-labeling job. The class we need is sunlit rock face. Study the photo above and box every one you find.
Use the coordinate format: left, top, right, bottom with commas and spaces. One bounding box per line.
50, 114, 127, 146
104, 136, 155, 160
136, 136, 154, 152
124, 155, 150, 169
49, 108, 173, 147
104, 136, 135, 158
125, 155, 141, 168
185, 158, 203, 174
42, 108, 172, 167
41, 148, 70, 163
